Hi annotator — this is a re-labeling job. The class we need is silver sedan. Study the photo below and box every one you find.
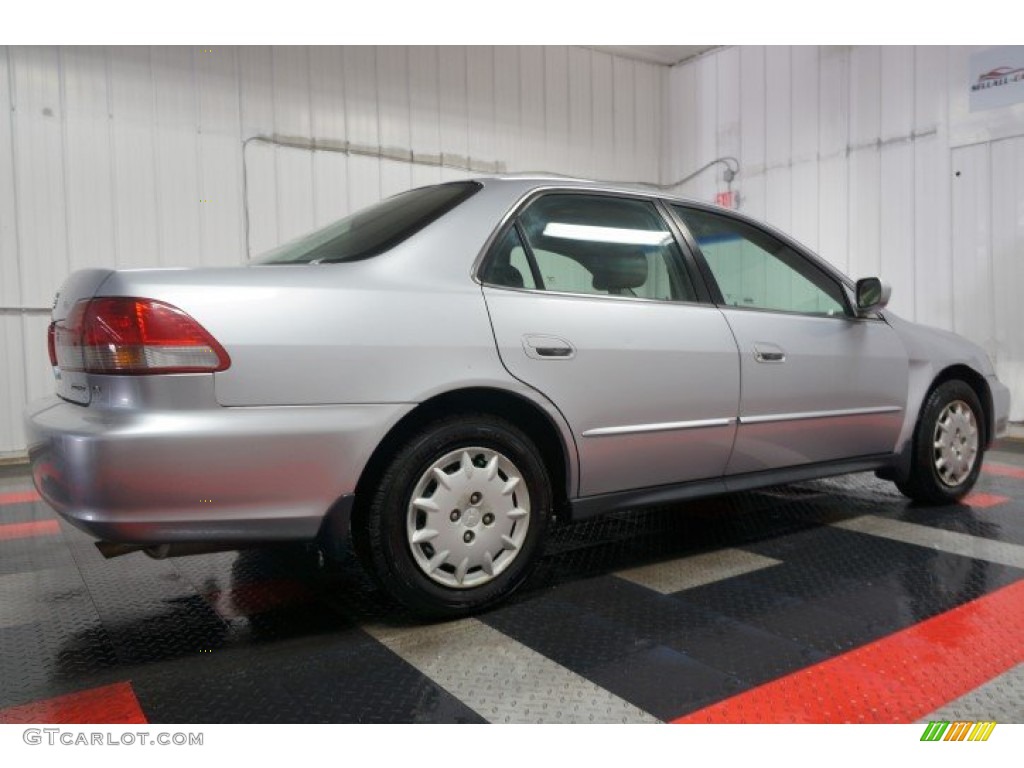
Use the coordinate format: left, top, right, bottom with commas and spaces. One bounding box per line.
24, 177, 1012, 615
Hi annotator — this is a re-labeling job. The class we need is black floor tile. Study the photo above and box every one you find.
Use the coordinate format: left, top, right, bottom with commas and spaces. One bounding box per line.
2, 464, 1023, 722
132, 630, 485, 723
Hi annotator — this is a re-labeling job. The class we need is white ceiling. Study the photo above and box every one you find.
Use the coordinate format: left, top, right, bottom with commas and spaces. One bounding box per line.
586, 46, 719, 66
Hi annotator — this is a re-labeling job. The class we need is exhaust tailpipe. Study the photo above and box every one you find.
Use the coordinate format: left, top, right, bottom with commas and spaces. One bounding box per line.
95, 541, 149, 558
95, 541, 244, 559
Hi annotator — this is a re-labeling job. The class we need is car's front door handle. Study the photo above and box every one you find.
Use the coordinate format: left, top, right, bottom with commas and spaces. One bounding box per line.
753, 342, 786, 363
523, 334, 576, 360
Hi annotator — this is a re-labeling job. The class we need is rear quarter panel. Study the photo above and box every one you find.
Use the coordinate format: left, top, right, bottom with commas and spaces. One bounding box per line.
95, 261, 509, 407
94, 183, 525, 408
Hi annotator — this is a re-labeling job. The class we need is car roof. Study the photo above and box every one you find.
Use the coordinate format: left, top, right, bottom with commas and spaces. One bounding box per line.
467, 174, 765, 239
473, 173, 688, 201
470, 174, 745, 219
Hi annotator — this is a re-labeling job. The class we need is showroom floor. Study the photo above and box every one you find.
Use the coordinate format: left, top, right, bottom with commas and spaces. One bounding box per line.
1, 445, 1023, 724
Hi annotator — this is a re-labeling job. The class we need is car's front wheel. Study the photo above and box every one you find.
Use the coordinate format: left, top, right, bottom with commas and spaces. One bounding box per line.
358, 413, 551, 617
896, 379, 985, 504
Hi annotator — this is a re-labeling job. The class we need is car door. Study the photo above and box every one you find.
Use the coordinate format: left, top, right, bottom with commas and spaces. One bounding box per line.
670, 204, 909, 475
480, 191, 740, 497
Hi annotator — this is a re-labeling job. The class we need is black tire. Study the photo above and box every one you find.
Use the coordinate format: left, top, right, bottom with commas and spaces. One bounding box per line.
896, 379, 985, 504
356, 413, 551, 617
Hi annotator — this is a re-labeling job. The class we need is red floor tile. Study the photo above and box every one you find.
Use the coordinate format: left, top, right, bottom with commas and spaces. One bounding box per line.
673, 578, 1024, 724
0, 489, 41, 506
983, 462, 1024, 480
963, 492, 1011, 509
0, 682, 147, 724
0, 519, 60, 541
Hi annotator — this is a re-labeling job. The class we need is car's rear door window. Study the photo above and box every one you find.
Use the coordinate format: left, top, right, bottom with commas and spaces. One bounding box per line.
485, 194, 696, 302
673, 205, 848, 317
479, 227, 538, 289
257, 181, 480, 264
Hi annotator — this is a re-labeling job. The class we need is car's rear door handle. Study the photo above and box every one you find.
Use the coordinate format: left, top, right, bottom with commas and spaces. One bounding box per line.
523, 334, 576, 360
753, 342, 786, 363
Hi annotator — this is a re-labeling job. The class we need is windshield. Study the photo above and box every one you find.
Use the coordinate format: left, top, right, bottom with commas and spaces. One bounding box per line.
256, 181, 481, 264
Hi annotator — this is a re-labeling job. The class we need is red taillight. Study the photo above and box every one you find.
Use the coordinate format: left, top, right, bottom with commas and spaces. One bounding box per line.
47, 322, 57, 366
55, 297, 230, 375
54, 301, 89, 373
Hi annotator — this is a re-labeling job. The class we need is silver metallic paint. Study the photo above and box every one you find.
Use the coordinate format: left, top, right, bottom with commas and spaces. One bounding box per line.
484, 287, 741, 496
22, 176, 1012, 547
721, 308, 909, 473
25, 377, 412, 544
884, 312, 1009, 447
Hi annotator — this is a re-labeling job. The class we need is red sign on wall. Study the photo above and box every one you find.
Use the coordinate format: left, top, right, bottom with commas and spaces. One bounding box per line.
715, 190, 736, 209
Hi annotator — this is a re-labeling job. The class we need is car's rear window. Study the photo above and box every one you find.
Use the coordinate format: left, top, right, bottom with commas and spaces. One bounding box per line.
256, 181, 481, 264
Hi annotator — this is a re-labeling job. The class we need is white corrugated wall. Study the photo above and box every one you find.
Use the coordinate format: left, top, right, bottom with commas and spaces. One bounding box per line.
666, 45, 1024, 421
0, 45, 666, 455
4, 45, 1021, 456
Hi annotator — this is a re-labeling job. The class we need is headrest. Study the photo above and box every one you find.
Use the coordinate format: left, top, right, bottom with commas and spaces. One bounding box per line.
591, 252, 648, 292
488, 264, 525, 288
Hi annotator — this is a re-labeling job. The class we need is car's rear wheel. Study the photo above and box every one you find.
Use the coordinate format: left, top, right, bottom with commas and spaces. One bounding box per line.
358, 413, 551, 617
896, 379, 985, 504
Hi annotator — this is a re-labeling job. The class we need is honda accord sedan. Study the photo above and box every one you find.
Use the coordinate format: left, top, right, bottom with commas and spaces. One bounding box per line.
24, 176, 1011, 615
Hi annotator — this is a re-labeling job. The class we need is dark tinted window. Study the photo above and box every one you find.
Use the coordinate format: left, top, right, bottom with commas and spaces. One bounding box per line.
257, 181, 480, 264
480, 227, 538, 290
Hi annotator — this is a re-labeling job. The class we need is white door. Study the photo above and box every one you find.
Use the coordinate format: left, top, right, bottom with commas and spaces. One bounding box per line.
951, 137, 1024, 421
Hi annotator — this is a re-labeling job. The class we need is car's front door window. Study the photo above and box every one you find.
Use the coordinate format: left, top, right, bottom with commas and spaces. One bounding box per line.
673, 206, 847, 317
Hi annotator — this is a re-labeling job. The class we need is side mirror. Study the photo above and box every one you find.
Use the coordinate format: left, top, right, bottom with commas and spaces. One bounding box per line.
855, 277, 891, 314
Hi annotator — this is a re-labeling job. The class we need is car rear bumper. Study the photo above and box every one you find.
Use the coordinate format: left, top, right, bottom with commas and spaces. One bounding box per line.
23, 395, 412, 545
